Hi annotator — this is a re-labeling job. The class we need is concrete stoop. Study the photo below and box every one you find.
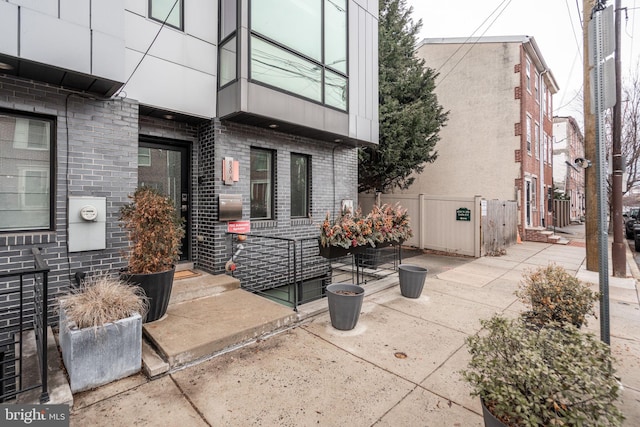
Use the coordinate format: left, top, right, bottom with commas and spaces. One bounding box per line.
526, 228, 570, 245
142, 288, 298, 375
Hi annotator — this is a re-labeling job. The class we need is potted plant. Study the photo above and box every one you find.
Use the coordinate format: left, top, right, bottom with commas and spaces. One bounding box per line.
515, 264, 599, 328
58, 273, 148, 393
319, 204, 413, 259
120, 186, 185, 322
461, 315, 623, 426
319, 208, 372, 259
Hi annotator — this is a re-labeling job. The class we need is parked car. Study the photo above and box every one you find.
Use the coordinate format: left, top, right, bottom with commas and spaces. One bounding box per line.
633, 222, 640, 251
625, 207, 640, 239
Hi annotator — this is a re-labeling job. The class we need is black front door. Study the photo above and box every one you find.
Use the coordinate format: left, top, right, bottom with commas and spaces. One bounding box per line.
138, 137, 190, 261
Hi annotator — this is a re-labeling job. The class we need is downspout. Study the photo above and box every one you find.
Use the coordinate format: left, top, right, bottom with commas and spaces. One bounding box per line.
539, 69, 549, 227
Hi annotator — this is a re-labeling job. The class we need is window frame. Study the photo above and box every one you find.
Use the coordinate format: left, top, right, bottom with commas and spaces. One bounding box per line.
0, 108, 56, 232
526, 115, 532, 153
525, 58, 531, 93
290, 153, 311, 219
534, 122, 540, 160
149, 0, 184, 31
247, 0, 349, 112
250, 147, 275, 220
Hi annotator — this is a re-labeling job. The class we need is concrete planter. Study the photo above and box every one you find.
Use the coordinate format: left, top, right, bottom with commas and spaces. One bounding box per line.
59, 306, 142, 393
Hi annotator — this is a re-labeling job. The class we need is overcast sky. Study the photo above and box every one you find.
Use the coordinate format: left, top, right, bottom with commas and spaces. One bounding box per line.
405, 0, 640, 121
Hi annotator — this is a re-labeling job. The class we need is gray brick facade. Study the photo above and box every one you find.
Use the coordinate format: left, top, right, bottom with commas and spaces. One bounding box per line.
0, 74, 360, 317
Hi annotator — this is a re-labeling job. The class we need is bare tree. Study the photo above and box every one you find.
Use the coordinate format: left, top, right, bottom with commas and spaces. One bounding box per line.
621, 60, 640, 195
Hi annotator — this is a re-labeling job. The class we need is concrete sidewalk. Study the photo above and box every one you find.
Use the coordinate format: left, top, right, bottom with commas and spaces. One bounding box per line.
70, 237, 640, 426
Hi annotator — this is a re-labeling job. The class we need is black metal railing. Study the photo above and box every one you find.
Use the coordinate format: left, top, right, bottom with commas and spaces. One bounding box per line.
0, 247, 49, 403
228, 234, 401, 310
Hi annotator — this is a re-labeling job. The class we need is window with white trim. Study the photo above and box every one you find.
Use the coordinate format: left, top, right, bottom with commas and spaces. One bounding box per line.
525, 58, 531, 93
526, 115, 532, 153
534, 122, 540, 160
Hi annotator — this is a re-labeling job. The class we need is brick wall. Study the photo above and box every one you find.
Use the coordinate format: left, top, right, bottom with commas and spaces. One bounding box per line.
197, 119, 358, 274
0, 75, 139, 322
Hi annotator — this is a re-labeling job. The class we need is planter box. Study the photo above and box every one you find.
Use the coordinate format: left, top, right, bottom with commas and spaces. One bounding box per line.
318, 243, 367, 259
59, 307, 142, 393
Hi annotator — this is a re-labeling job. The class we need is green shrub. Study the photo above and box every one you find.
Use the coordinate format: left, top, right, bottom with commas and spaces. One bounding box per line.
516, 264, 598, 328
462, 315, 623, 426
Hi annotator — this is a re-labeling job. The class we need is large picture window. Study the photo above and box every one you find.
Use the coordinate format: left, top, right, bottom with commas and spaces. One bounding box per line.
150, 0, 183, 30
0, 112, 54, 231
291, 153, 310, 218
249, 0, 348, 111
250, 148, 274, 220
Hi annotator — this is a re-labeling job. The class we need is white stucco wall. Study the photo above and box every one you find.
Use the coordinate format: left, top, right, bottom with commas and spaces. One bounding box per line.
402, 39, 523, 201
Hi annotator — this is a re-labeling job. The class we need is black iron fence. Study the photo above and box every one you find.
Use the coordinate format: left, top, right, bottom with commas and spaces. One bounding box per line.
228, 234, 401, 310
0, 247, 49, 403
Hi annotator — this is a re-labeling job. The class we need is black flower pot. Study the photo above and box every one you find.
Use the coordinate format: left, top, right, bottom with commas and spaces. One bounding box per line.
318, 241, 367, 259
481, 400, 508, 427
122, 266, 175, 323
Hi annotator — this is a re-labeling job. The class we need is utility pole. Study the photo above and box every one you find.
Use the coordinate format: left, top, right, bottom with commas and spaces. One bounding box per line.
584, 0, 598, 271
611, 0, 625, 277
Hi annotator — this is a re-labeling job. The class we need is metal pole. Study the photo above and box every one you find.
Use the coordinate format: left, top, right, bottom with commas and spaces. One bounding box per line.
611, 0, 625, 277
592, 5, 611, 344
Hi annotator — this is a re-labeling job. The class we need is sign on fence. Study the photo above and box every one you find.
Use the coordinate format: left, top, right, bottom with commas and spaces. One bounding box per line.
456, 207, 471, 221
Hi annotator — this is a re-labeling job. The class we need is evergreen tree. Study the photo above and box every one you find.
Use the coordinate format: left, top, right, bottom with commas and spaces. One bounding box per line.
359, 0, 448, 193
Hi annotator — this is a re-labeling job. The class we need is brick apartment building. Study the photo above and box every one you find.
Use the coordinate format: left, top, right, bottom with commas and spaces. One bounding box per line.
553, 116, 586, 223
403, 36, 559, 241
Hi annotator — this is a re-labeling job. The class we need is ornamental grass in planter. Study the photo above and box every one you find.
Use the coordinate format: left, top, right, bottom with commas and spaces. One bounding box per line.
58, 273, 148, 393
516, 264, 598, 328
461, 315, 623, 427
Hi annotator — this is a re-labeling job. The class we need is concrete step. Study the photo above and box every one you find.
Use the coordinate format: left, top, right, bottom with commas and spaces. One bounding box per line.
169, 271, 240, 306
556, 238, 570, 245
142, 289, 298, 369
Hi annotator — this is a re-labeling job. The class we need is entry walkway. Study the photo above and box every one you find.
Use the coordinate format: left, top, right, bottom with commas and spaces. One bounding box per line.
69, 234, 640, 426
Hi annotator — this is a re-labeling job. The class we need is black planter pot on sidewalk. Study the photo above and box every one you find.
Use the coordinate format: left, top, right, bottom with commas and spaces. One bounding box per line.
326, 284, 364, 330
398, 264, 428, 298
122, 266, 175, 322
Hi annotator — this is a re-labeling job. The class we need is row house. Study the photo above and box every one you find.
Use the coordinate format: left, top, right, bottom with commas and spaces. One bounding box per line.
0, 0, 378, 306
405, 36, 559, 241
552, 116, 586, 222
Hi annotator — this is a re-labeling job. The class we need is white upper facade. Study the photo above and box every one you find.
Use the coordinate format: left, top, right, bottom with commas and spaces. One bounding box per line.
0, 0, 378, 144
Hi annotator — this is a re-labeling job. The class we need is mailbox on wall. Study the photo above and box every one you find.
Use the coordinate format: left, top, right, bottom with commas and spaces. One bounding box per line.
219, 194, 242, 221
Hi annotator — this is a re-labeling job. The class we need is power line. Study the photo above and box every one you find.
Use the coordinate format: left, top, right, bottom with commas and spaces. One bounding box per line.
434, 0, 511, 75
115, 0, 180, 97
436, 0, 513, 88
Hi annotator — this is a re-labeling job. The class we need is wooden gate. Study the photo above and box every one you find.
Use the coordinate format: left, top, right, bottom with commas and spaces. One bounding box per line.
481, 200, 518, 256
